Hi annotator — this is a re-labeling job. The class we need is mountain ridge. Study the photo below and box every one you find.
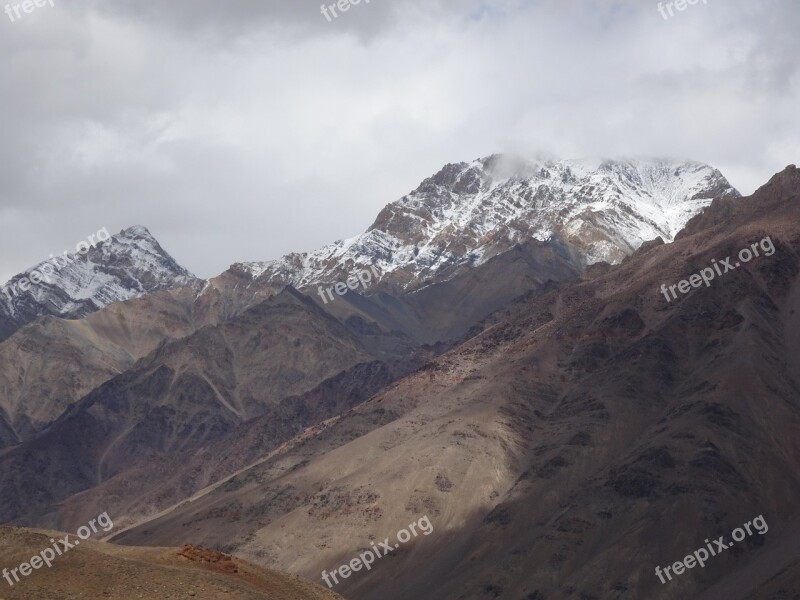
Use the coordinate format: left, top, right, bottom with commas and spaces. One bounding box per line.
0, 155, 739, 346
232, 154, 739, 297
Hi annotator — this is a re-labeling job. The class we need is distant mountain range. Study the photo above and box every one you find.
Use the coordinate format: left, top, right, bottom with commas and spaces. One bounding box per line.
0, 156, 738, 343
0, 155, 735, 444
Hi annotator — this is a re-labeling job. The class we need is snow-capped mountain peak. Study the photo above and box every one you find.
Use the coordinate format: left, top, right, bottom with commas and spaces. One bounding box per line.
0, 226, 197, 341
234, 154, 739, 293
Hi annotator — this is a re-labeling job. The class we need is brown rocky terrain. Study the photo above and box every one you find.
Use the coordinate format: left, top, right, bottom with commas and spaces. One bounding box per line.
0, 284, 204, 446
0, 287, 388, 524
0, 231, 581, 533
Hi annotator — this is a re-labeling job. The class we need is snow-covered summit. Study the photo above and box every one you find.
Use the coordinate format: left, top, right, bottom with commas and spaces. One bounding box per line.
235, 155, 739, 292
0, 226, 197, 340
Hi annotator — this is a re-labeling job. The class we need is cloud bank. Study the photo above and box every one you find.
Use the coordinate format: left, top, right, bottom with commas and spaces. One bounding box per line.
0, 0, 797, 280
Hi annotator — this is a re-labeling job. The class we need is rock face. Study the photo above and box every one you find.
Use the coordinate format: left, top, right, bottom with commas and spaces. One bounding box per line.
0, 225, 199, 343
233, 155, 739, 294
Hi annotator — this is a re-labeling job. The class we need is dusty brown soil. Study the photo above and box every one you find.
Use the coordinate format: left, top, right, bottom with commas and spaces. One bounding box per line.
0, 526, 345, 600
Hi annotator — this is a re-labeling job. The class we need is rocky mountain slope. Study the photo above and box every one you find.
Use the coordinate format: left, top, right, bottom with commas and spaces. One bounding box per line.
0, 287, 402, 523
0, 284, 205, 446
0, 230, 585, 530
111, 166, 800, 600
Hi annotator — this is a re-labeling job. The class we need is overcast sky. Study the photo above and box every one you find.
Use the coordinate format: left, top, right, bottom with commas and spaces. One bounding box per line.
0, 0, 798, 281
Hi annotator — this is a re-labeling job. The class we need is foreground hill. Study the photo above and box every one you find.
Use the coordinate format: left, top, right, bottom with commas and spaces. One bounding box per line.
0, 526, 344, 600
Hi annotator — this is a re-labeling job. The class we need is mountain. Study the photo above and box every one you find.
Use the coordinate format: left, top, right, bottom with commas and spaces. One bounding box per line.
230, 155, 739, 295
0, 234, 585, 528
0, 155, 739, 516
0, 526, 345, 599
111, 166, 800, 600
0, 156, 736, 357
0, 156, 599, 446
0, 225, 198, 343
0, 284, 205, 446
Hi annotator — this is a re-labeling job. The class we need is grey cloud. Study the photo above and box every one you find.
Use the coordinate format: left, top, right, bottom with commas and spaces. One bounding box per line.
0, 0, 797, 281
85, 0, 490, 41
